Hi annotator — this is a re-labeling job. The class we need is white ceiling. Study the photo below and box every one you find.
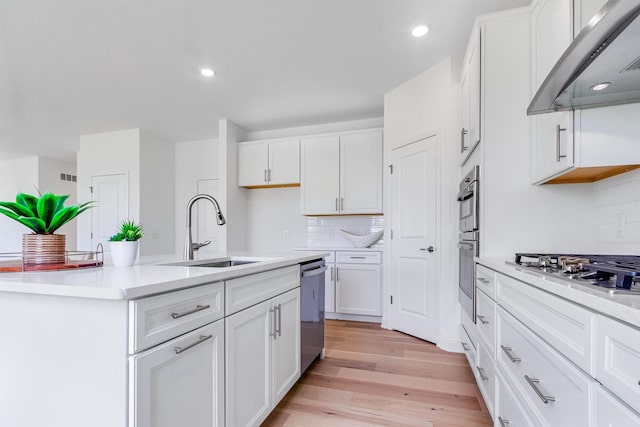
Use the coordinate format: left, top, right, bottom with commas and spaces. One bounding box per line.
0, 0, 530, 161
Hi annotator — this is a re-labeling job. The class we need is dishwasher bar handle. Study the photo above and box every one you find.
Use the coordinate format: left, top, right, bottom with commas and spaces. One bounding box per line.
301, 265, 327, 277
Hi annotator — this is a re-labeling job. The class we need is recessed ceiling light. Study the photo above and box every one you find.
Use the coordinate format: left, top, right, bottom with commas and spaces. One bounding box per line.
200, 68, 215, 77
590, 82, 611, 91
412, 25, 429, 37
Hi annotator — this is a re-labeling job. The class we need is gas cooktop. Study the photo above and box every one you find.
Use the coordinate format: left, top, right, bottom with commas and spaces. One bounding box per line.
507, 253, 640, 295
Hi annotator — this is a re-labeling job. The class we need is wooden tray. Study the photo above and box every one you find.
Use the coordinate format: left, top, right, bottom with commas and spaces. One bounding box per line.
0, 259, 103, 273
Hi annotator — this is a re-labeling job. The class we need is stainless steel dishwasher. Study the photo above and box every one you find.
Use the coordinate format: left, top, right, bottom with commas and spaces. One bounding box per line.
300, 259, 326, 373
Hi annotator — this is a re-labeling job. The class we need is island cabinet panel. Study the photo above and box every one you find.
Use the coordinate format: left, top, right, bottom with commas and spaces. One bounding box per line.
225, 298, 273, 427
226, 287, 301, 427
129, 281, 224, 353
129, 319, 225, 427
225, 265, 300, 316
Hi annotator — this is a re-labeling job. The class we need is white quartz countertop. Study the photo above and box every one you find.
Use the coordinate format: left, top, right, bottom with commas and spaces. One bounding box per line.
477, 256, 640, 329
0, 251, 330, 301
294, 246, 383, 252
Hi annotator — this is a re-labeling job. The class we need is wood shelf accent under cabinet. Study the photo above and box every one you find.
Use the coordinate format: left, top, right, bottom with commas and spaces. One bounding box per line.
544, 164, 640, 184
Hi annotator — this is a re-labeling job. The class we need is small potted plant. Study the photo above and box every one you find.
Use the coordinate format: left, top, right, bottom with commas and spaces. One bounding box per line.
0, 192, 93, 265
108, 220, 143, 267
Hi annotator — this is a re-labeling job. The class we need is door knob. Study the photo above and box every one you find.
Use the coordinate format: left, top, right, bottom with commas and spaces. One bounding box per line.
427, 246, 436, 253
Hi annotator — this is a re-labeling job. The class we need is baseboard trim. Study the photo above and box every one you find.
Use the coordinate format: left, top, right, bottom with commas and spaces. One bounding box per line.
325, 312, 382, 323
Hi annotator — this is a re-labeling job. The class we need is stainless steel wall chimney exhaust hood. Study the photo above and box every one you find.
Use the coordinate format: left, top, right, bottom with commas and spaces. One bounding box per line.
528, 0, 640, 115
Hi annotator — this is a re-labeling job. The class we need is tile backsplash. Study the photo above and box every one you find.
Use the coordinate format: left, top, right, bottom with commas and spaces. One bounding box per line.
306, 216, 384, 249
592, 168, 640, 254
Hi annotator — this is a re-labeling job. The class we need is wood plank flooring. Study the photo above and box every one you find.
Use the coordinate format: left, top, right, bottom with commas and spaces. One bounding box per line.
262, 320, 492, 427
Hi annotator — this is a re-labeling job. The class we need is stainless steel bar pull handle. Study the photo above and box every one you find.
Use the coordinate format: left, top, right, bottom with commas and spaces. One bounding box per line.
264, 169, 268, 182
277, 303, 282, 336
498, 416, 510, 427
340, 197, 344, 211
524, 375, 555, 404
171, 304, 210, 319
336, 267, 339, 282
335, 197, 339, 212
501, 345, 521, 363
270, 307, 278, 339
268, 169, 271, 182
461, 128, 469, 152
461, 342, 470, 351
350, 256, 366, 259
476, 366, 489, 381
173, 334, 212, 355
476, 315, 489, 325
477, 278, 490, 284
556, 124, 567, 162
331, 266, 334, 281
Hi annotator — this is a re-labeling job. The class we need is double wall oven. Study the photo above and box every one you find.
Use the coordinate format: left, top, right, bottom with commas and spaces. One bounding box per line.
458, 165, 479, 322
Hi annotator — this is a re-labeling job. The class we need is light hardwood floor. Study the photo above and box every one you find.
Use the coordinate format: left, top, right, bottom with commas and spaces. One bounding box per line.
263, 320, 492, 427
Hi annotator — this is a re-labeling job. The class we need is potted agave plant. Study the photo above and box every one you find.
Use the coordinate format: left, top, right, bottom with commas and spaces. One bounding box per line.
0, 192, 93, 265
108, 220, 143, 267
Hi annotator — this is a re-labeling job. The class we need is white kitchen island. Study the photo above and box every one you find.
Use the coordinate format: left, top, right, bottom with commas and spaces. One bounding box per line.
0, 251, 328, 427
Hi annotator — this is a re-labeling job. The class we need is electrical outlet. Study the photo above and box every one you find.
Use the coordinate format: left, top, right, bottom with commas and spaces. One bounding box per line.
615, 213, 626, 238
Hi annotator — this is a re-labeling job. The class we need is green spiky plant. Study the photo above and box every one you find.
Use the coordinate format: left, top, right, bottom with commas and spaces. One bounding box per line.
109, 219, 143, 242
0, 192, 94, 234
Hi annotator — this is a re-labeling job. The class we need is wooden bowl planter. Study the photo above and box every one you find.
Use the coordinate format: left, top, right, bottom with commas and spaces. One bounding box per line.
22, 234, 66, 265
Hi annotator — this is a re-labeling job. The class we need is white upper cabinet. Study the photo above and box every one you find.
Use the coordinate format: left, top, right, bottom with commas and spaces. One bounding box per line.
301, 130, 383, 215
238, 139, 300, 188
460, 29, 481, 165
530, 0, 575, 184
340, 131, 383, 214
301, 135, 341, 214
530, 0, 640, 184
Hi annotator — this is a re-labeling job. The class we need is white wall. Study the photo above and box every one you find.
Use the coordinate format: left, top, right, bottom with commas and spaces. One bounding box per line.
219, 120, 248, 251
139, 130, 175, 256
592, 169, 640, 254
77, 129, 141, 251
0, 157, 39, 253
383, 56, 461, 351
174, 138, 219, 256
38, 157, 78, 250
244, 117, 384, 142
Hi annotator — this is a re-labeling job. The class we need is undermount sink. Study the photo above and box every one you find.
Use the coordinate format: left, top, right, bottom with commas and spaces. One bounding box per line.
188, 260, 259, 268
163, 257, 280, 268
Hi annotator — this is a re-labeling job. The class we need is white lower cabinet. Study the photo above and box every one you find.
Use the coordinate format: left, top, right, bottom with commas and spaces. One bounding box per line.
129, 319, 225, 427
225, 288, 301, 427
476, 339, 496, 417
335, 263, 381, 316
325, 263, 336, 313
495, 371, 538, 427
595, 386, 640, 427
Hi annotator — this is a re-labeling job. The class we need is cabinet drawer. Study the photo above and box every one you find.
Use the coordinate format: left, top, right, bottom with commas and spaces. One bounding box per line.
497, 307, 597, 427
335, 251, 381, 264
476, 339, 496, 417
129, 282, 224, 353
476, 264, 496, 299
595, 314, 640, 414
496, 371, 539, 427
496, 272, 595, 373
226, 266, 300, 316
476, 288, 496, 354
595, 385, 640, 427
461, 309, 478, 351
460, 324, 476, 370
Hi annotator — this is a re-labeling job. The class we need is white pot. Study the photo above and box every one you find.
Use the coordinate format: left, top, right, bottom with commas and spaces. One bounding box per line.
110, 241, 139, 267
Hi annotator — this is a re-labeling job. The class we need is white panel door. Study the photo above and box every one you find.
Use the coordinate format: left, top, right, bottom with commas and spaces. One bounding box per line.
339, 131, 383, 214
130, 320, 225, 427
268, 140, 300, 185
300, 136, 340, 215
195, 179, 222, 257
335, 264, 381, 316
90, 173, 128, 250
530, 0, 575, 183
238, 143, 268, 187
271, 288, 301, 404
225, 299, 272, 427
390, 137, 438, 343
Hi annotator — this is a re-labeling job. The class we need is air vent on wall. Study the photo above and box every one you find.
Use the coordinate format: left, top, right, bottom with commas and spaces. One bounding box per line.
621, 54, 640, 72
59, 173, 77, 182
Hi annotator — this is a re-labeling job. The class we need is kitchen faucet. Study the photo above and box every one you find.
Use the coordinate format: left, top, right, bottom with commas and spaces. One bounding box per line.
184, 194, 226, 261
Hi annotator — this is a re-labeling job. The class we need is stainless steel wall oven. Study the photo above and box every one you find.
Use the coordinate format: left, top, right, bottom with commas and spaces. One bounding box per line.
458, 166, 479, 322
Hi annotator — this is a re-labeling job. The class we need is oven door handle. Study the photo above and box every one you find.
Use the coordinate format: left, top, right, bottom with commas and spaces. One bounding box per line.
457, 189, 474, 201
458, 243, 474, 250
